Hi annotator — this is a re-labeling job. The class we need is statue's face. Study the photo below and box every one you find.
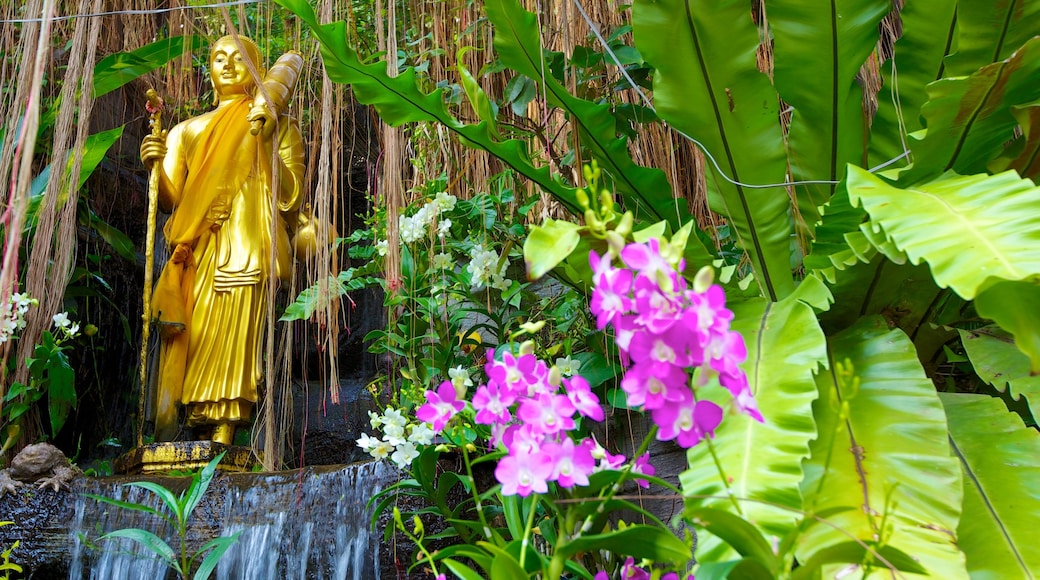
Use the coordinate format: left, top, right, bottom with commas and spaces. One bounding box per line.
209, 37, 259, 96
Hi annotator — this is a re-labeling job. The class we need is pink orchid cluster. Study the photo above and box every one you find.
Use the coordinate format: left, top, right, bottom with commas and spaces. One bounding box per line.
415, 345, 655, 497
595, 557, 693, 580
590, 239, 762, 449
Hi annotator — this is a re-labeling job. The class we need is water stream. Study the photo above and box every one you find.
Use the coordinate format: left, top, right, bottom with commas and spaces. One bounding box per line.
67, 460, 390, 579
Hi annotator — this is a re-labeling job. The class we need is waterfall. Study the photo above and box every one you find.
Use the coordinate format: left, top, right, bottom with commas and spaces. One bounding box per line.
68, 460, 391, 580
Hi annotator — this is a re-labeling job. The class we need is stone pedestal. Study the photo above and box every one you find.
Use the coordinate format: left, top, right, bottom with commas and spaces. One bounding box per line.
113, 441, 259, 475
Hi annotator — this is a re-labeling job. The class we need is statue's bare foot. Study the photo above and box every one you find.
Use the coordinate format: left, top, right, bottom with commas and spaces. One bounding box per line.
212, 423, 234, 445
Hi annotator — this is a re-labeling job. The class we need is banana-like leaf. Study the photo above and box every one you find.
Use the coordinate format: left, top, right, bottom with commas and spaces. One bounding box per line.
867, 0, 957, 169
804, 183, 874, 284
800, 317, 967, 579
900, 37, 1040, 184
940, 393, 1040, 579
632, 0, 793, 301
484, 0, 688, 232
817, 256, 946, 352
988, 101, 1040, 179
960, 326, 1040, 418
682, 279, 827, 561
848, 167, 1040, 299
272, 0, 581, 215
943, 1, 1040, 77
93, 35, 205, 99
770, 0, 890, 226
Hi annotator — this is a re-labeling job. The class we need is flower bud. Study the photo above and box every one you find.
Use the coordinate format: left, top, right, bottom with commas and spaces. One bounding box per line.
606, 230, 626, 256
519, 340, 536, 356
693, 265, 715, 293
576, 188, 590, 210
519, 320, 545, 335
615, 211, 633, 238
548, 365, 562, 387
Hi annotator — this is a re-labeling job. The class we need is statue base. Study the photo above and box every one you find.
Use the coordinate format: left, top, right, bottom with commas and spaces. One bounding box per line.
113, 441, 260, 475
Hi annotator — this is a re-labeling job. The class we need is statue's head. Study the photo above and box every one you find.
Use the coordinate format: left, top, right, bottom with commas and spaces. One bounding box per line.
209, 35, 263, 97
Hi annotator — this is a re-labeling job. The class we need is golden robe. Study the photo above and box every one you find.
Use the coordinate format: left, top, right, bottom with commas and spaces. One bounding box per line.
151, 96, 303, 437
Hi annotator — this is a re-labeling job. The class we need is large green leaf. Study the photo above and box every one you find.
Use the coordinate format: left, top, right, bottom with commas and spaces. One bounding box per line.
941, 393, 1040, 579
900, 37, 1040, 184
943, 1, 1040, 77
770, 0, 890, 225
272, 0, 581, 214
960, 326, 1040, 417
867, 0, 957, 169
682, 279, 827, 561
485, 0, 688, 231
93, 36, 205, 98
632, 0, 792, 301
848, 167, 1040, 299
799, 317, 966, 579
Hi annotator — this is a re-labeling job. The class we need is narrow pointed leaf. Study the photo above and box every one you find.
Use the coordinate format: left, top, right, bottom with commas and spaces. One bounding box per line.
682, 285, 826, 560
633, 0, 792, 300
901, 37, 1040, 183
273, 0, 581, 214
84, 493, 166, 521
485, 0, 686, 230
868, 0, 957, 168
800, 317, 967, 579
556, 524, 691, 565
183, 451, 224, 520
770, 0, 890, 224
193, 532, 241, 580
941, 393, 1040, 579
99, 528, 177, 567
848, 167, 1040, 299
127, 481, 184, 522
943, 1, 1040, 77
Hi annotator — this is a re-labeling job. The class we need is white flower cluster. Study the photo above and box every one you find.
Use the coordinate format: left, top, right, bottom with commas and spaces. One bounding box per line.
357, 408, 434, 469
0, 292, 37, 344
52, 311, 80, 339
397, 191, 458, 245
467, 245, 510, 291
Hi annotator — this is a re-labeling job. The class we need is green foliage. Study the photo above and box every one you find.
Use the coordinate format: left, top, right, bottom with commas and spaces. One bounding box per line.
92, 36, 204, 98
941, 393, 1040, 578
2, 309, 81, 440
485, 0, 685, 230
682, 279, 828, 560
0, 522, 21, 580
801, 321, 966, 578
269, 0, 1040, 577
632, 0, 793, 301
86, 452, 238, 580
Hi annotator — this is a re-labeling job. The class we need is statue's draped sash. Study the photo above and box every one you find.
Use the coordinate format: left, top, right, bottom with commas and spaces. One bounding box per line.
151, 97, 256, 436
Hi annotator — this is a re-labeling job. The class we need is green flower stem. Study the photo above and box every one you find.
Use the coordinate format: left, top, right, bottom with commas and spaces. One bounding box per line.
704, 437, 743, 515
519, 493, 539, 569
461, 444, 494, 541
577, 423, 658, 536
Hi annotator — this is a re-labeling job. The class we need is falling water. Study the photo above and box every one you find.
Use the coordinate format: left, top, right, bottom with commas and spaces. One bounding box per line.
67, 460, 391, 580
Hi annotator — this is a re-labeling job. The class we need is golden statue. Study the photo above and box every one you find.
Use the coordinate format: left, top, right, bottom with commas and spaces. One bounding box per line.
140, 36, 305, 445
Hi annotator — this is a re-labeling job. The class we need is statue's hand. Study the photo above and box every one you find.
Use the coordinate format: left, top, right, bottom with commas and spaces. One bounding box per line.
140, 131, 168, 170
246, 103, 277, 140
